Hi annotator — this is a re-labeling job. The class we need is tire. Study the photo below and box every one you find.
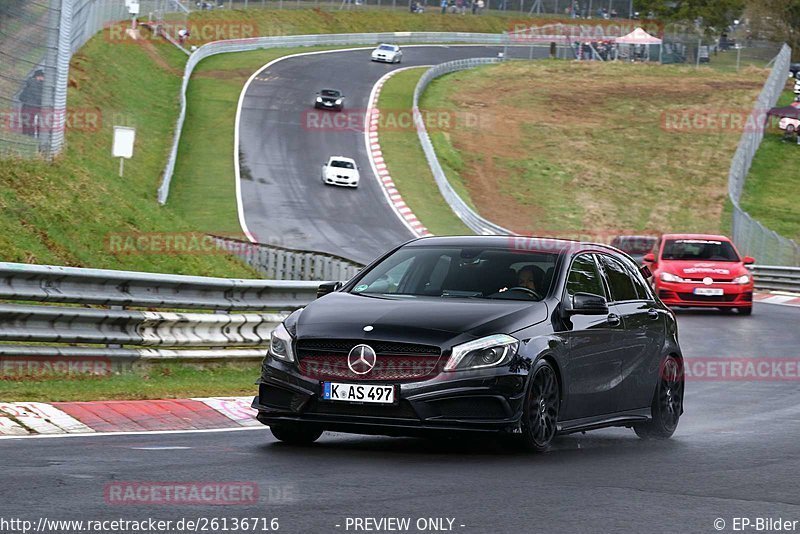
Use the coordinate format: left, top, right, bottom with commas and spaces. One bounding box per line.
516, 359, 560, 452
269, 423, 323, 445
738, 306, 753, 316
787, 124, 796, 134
634, 354, 683, 440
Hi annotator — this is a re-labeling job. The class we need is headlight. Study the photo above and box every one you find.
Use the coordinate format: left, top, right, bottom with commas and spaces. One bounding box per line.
732, 274, 750, 285
269, 323, 295, 362
444, 334, 519, 372
335, 98, 342, 104
660, 272, 684, 283
315, 97, 323, 103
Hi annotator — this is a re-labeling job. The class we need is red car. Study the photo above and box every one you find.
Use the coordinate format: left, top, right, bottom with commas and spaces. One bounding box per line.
644, 234, 755, 315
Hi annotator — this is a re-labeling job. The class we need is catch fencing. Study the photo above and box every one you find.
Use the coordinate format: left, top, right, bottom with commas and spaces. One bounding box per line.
0, 261, 319, 366
0, 0, 187, 159
727, 44, 800, 266
196, 0, 637, 17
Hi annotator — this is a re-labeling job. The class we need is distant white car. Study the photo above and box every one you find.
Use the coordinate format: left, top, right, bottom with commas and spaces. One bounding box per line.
371, 44, 403, 64
322, 156, 360, 188
779, 116, 799, 133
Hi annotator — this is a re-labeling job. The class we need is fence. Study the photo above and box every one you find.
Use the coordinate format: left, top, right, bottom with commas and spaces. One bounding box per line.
194, 0, 636, 16
727, 44, 800, 266
0, 261, 320, 366
0, 0, 188, 159
214, 235, 363, 280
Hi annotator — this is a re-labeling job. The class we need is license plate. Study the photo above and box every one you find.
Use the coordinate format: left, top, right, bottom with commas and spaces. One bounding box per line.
322, 382, 395, 404
694, 287, 723, 296
323, 102, 332, 106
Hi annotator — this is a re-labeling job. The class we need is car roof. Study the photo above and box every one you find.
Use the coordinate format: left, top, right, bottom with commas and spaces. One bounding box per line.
378, 43, 398, 47
660, 233, 732, 242
405, 235, 628, 257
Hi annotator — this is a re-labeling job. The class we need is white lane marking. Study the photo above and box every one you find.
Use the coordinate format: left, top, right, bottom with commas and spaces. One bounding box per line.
0, 402, 93, 434
233, 46, 373, 243
193, 396, 260, 426
0, 425, 265, 441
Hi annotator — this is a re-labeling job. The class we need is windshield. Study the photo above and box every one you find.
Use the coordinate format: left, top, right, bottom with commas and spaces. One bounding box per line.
378, 45, 396, 51
320, 89, 340, 97
330, 160, 355, 169
350, 246, 559, 301
661, 239, 740, 262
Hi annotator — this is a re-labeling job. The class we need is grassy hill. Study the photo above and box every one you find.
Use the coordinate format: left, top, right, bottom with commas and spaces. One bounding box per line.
411, 60, 768, 239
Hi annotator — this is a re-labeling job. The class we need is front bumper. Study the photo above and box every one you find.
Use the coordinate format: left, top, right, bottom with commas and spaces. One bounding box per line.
314, 101, 343, 111
656, 280, 753, 308
323, 176, 358, 187
252, 360, 528, 436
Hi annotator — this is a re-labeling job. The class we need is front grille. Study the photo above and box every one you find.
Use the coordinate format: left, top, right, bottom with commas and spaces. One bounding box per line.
297, 339, 441, 382
684, 277, 734, 283
677, 293, 737, 302
305, 398, 419, 419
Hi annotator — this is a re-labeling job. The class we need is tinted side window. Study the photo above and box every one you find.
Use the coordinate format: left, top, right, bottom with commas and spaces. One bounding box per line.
598, 254, 638, 302
617, 255, 654, 300
566, 254, 605, 298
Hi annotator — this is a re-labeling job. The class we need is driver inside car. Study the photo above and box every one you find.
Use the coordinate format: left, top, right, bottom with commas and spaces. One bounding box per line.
517, 265, 538, 292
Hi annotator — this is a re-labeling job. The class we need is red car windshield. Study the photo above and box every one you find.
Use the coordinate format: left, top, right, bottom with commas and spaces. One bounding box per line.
661, 239, 740, 262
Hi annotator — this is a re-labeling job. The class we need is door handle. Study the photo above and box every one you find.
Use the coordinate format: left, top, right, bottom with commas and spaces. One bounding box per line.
607, 313, 621, 326
647, 309, 660, 320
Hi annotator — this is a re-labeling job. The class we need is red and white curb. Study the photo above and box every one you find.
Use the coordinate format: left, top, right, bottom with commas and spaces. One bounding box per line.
753, 292, 800, 307
365, 68, 433, 239
0, 397, 258, 437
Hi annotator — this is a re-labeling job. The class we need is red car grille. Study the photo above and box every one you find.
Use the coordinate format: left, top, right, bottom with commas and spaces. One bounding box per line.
296, 339, 442, 382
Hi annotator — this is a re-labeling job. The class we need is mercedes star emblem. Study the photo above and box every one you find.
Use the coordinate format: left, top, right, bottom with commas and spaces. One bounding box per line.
347, 344, 377, 375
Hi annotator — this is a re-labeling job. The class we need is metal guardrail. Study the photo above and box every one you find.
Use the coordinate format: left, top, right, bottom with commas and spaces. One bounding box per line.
158, 31, 515, 205
0, 262, 320, 364
0, 261, 796, 370
213, 235, 363, 281
749, 265, 800, 293
413, 57, 514, 236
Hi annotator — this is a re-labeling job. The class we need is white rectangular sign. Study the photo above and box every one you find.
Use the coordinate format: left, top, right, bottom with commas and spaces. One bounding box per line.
112, 126, 136, 159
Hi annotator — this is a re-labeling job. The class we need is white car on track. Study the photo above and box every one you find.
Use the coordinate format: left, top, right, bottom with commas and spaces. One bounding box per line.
371, 44, 403, 63
321, 156, 360, 188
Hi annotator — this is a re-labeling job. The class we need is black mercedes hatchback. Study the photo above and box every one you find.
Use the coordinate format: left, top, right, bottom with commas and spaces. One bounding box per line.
253, 236, 684, 451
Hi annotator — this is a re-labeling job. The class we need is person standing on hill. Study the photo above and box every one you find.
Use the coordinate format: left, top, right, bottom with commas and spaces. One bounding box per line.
18, 69, 44, 137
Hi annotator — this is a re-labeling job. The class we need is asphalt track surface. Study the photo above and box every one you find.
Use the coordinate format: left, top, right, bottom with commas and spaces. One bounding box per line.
2, 303, 799, 533
238, 46, 548, 264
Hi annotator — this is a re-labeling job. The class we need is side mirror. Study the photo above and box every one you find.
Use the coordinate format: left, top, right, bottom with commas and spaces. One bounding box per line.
640, 264, 652, 279
643, 253, 656, 263
317, 281, 342, 299
563, 292, 609, 316
743, 256, 755, 265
